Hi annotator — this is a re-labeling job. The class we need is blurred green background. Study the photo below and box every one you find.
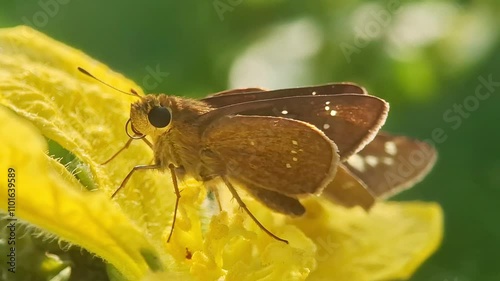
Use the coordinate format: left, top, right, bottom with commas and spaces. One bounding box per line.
1, 0, 499, 280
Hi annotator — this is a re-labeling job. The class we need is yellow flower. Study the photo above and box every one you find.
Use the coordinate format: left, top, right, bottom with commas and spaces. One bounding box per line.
0, 26, 443, 281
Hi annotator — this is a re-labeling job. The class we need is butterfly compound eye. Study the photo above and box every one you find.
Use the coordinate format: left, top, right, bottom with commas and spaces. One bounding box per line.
148, 106, 171, 128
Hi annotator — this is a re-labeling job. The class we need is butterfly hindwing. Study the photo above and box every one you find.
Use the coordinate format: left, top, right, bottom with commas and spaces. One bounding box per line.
200, 115, 339, 195
321, 164, 376, 210
242, 184, 306, 216
344, 132, 437, 198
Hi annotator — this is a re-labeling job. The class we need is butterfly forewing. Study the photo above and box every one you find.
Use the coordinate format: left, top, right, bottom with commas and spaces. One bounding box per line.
201, 94, 388, 160
343, 132, 437, 198
202, 83, 366, 107
200, 115, 339, 195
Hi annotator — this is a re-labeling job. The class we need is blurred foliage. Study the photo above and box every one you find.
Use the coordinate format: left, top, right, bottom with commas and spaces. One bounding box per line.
0, 220, 107, 281
1, 0, 499, 280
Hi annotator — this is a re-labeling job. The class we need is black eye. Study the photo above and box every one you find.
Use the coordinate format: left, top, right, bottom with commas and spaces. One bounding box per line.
148, 106, 171, 128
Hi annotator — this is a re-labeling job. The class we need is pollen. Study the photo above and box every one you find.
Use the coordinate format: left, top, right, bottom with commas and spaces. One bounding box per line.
292, 140, 298, 145
292, 157, 298, 162
286, 163, 292, 168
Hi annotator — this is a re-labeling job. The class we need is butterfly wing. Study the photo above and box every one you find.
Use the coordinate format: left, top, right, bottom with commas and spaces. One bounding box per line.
203, 83, 366, 107
201, 94, 388, 161
242, 185, 306, 216
202, 85, 435, 204
321, 164, 376, 210
200, 115, 339, 195
343, 132, 437, 198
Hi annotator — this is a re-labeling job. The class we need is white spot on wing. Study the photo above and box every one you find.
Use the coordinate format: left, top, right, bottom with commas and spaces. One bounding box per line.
291, 150, 297, 154
385, 141, 397, 155
347, 154, 366, 172
292, 140, 298, 145
281, 110, 288, 115
383, 157, 395, 165
286, 163, 292, 168
323, 123, 330, 130
292, 157, 298, 161
312, 91, 317, 95
365, 155, 379, 167
325, 101, 331, 105
330, 110, 337, 116
325, 106, 330, 111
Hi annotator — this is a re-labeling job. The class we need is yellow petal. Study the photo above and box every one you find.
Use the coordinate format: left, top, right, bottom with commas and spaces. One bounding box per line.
0, 26, 178, 279
199, 191, 442, 281
0, 106, 162, 279
292, 199, 443, 281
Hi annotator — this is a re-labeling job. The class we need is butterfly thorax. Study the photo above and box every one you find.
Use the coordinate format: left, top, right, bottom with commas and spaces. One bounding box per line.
130, 94, 213, 176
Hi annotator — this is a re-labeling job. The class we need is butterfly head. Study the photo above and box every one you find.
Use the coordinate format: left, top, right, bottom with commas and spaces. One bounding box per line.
130, 95, 174, 137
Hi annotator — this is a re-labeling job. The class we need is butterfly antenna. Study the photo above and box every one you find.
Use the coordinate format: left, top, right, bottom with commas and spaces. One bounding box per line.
77, 67, 141, 98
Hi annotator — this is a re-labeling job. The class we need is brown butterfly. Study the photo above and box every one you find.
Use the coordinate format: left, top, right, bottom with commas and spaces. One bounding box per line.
79, 68, 436, 243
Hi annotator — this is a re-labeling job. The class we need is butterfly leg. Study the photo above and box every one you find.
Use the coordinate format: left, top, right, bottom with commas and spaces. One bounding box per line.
111, 164, 161, 198
102, 138, 154, 165
221, 176, 289, 244
167, 164, 182, 242
206, 184, 223, 212
102, 138, 134, 164
213, 187, 223, 212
